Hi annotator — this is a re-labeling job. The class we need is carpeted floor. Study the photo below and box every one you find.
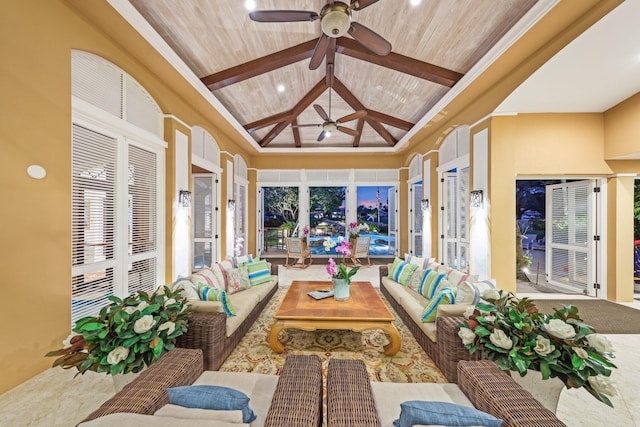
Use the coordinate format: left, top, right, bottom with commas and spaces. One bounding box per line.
220, 287, 446, 383
531, 299, 640, 334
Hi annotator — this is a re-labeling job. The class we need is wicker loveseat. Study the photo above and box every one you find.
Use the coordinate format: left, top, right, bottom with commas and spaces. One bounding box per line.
78, 348, 323, 427
174, 262, 279, 370
326, 358, 566, 427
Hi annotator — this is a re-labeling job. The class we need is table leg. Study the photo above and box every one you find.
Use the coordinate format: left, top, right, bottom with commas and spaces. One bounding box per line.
268, 321, 285, 353
380, 323, 401, 356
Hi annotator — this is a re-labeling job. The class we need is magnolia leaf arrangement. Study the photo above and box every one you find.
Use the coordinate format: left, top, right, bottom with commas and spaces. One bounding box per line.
46, 286, 190, 376
459, 290, 617, 407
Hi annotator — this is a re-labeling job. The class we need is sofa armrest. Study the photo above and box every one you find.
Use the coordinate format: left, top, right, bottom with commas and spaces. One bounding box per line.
326, 359, 380, 427
264, 354, 323, 427
436, 316, 481, 382
79, 348, 204, 424
457, 360, 566, 427
188, 300, 226, 313
175, 311, 227, 370
436, 304, 473, 318
379, 264, 390, 283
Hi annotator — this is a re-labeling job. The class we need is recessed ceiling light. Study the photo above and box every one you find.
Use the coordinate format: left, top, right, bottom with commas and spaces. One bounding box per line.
410, 0, 422, 6
244, 0, 256, 11
277, 84, 285, 93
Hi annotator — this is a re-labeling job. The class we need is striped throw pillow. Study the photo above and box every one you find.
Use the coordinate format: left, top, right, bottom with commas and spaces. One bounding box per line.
389, 258, 418, 286
190, 267, 225, 290
197, 285, 236, 316
242, 259, 272, 286
421, 287, 456, 322
418, 270, 447, 299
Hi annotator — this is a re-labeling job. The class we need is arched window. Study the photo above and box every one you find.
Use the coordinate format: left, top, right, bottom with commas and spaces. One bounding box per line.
71, 51, 165, 325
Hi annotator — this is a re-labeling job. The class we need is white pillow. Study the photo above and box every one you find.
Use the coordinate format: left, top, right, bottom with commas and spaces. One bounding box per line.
171, 277, 200, 302
456, 280, 496, 305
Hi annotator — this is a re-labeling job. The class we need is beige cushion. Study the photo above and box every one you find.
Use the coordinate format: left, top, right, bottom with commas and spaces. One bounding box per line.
155, 404, 243, 423
251, 278, 277, 301
78, 413, 247, 427
194, 371, 280, 427
188, 300, 226, 313
226, 290, 261, 336
370, 382, 474, 427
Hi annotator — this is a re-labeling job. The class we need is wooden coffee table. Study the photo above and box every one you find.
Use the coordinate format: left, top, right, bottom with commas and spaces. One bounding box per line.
268, 280, 401, 355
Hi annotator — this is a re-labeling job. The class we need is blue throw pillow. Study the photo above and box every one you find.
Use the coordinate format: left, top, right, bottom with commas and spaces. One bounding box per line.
167, 385, 256, 423
393, 401, 502, 427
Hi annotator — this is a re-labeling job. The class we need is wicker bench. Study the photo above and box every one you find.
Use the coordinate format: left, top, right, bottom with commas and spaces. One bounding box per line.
79, 348, 323, 427
326, 358, 566, 427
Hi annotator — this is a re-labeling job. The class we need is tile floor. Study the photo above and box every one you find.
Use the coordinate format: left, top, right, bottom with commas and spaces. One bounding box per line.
0, 265, 638, 426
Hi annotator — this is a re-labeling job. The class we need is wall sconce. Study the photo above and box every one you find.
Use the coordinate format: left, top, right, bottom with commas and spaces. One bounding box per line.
178, 190, 191, 208
470, 190, 483, 208
421, 199, 430, 211
227, 199, 236, 211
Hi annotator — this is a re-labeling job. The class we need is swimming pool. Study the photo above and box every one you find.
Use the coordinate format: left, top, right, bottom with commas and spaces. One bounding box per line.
308, 233, 395, 256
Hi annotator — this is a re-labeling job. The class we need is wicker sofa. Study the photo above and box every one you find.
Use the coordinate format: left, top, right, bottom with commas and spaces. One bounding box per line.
379, 264, 480, 382
326, 358, 566, 427
174, 262, 278, 370
78, 348, 323, 427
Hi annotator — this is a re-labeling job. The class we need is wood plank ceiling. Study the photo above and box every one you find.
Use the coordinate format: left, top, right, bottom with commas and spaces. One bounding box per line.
129, 0, 538, 151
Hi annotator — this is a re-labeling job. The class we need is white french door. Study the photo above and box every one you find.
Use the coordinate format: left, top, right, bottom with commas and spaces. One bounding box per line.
409, 182, 423, 256
440, 168, 470, 271
546, 180, 599, 296
193, 173, 218, 270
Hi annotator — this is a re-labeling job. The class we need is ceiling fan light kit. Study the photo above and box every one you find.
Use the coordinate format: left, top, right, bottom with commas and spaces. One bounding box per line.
321, 3, 351, 38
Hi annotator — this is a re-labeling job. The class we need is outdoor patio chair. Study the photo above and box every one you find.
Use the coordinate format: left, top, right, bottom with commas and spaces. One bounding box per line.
284, 237, 312, 268
349, 236, 371, 267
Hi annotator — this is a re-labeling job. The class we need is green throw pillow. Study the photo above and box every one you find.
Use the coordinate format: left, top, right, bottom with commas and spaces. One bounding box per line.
420, 287, 456, 322
198, 284, 236, 316
418, 270, 446, 299
388, 257, 418, 286
242, 259, 272, 286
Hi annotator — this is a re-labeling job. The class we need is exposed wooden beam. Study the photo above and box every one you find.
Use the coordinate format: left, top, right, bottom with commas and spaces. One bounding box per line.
244, 110, 293, 133
291, 118, 302, 148
332, 78, 396, 146
201, 38, 318, 90
353, 118, 365, 147
335, 38, 463, 87
366, 110, 414, 131
325, 38, 336, 88
260, 79, 328, 147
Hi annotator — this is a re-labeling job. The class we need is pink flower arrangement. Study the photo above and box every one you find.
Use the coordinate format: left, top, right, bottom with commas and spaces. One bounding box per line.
325, 239, 359, 281
303, 225, 310, 236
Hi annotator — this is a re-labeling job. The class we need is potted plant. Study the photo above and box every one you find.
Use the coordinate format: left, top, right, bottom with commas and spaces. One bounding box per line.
46, 286, 190, 383
458, 290, 617, 407
323, 237, 359, 300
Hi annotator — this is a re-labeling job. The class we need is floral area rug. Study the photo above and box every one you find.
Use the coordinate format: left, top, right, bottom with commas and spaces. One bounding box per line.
220, 287, 446, 384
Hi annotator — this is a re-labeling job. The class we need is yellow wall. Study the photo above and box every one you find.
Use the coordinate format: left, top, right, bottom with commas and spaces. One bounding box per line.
604, 92, 640, 159
606, 176, 635, 302
0, 0, 246, 394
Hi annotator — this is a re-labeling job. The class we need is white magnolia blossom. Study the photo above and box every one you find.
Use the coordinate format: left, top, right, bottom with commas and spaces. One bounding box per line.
463, 306, 475, 319
323, 237, 336, 251
589, 375, 616, 398
107, 346, 129, 365
62, 333, 81, 349
586, 334, 614, 353
134, 314, 156, 334
158, 321, 176, 335
544, 318, 576, 339
164, 298, 176, 307
482, 288, 501, 301
122, 306, 136, 315
533, 335, 555, 356
573, 346, 589, 359
489, 329, 513, 350
484, 315, 497, 323
458, 327, 477, 345
136, 301, 149, 312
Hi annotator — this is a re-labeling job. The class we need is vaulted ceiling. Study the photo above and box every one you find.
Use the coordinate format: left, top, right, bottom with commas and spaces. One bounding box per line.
128, 0, 540, 152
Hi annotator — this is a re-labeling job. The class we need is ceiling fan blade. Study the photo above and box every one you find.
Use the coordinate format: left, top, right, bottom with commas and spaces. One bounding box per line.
337, 126, 359, 136
350, 0, 381, 11
249, 10, 319, 22
336, 110, 367, 123
348, 21, 392, 56
317, 130, 328, 142
309, 33, 330, 70
313, 104, 330, 121
291, 123, 322, 128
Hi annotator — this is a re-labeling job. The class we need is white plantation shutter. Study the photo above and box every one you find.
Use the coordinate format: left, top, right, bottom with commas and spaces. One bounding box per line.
127, 145, 158, 295
71, 124, 117, 324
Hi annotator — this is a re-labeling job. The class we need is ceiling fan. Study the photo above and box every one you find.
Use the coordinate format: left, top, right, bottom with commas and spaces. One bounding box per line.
292, 88, 367, 141
249, 0, 392, 70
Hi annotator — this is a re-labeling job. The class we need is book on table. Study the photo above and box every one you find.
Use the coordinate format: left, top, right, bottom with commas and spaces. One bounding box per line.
307, 289, 334, 300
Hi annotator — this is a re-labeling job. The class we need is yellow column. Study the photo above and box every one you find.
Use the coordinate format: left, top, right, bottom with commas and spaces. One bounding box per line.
606, 175, 635, 302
